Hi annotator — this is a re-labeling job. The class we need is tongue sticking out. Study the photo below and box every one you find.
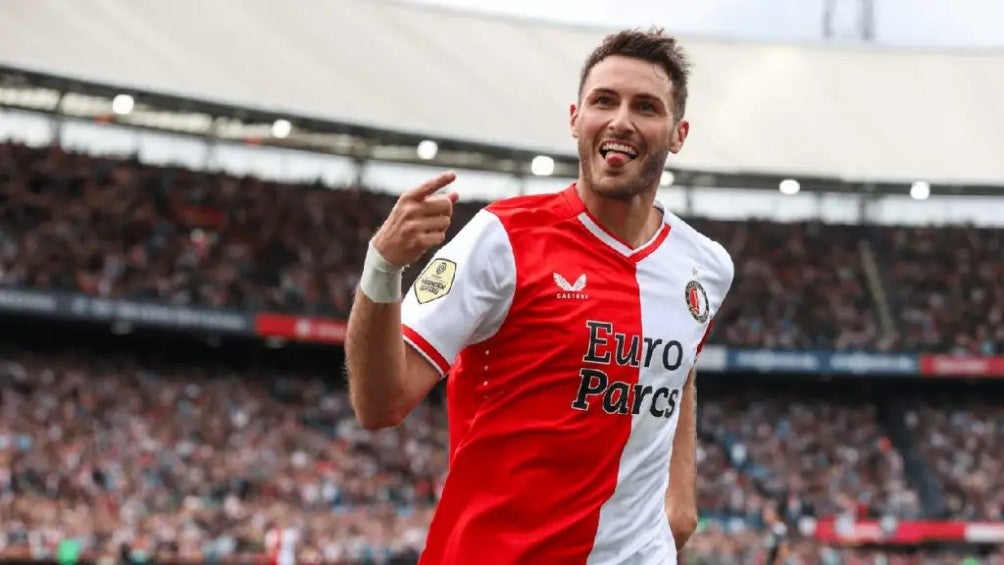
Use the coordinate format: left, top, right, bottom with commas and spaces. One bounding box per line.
604, 151, 631, 167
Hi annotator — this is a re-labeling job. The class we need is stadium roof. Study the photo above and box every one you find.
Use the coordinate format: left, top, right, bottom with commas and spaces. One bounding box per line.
0, 0, 1002, 187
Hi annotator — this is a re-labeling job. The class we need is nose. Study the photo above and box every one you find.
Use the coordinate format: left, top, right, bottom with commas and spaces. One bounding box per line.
606, 102, 634, 136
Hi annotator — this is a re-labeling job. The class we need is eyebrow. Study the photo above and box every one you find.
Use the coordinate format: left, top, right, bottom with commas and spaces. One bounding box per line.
588, 88, 666, 107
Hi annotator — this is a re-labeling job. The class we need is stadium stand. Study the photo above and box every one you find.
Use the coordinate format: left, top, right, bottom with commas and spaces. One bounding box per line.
2, 332, 1003, 563
874, 226, 1004, 355
697, 390, 922, 524
690, 218, 887, 351
4, 141, 1000, 354
3, 140, 1004, 562
909, 397, 1004, 522
0, 336, 440, 563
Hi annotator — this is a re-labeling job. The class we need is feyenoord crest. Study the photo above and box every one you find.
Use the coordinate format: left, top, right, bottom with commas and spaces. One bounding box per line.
685, 280, 709, 323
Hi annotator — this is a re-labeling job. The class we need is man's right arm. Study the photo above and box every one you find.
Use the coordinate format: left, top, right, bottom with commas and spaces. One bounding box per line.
345, 289, 440, 430
345, 172, 458, 430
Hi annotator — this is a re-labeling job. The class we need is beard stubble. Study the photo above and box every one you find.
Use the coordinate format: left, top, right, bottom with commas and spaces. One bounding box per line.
577, 136, 668, 201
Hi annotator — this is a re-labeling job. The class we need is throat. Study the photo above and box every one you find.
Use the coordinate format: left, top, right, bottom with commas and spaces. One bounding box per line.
578, 185, 663, 249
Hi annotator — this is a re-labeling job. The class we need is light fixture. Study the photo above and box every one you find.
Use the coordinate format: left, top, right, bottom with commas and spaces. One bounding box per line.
417, 140, 438, 160
271, 119, 292, 139
910, 181, 930, 200
779, 178, 800, 195
531, 155, 554, 176
112, 94, 134, 115
660, 170, 675, 187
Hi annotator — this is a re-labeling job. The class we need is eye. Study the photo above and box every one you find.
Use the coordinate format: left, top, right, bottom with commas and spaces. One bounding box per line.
637, 101, 657, 113
592, 95, 614, 107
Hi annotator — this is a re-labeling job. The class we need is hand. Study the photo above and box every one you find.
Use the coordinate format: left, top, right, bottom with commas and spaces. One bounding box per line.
372, 172, 459, 268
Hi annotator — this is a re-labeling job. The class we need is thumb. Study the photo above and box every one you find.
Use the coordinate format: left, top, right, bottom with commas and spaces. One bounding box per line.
446, 192, 460, 204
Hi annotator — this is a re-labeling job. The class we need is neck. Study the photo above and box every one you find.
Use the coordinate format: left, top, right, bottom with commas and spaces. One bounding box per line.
576, 181, 662, 249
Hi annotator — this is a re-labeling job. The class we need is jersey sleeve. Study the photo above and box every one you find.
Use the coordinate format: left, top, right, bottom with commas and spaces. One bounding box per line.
702, 240, 734, 323
401, 209, 515, 377
695, 241, 734, 361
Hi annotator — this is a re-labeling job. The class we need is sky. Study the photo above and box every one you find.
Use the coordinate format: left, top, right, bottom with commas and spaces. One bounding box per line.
406, 0, 1004, 49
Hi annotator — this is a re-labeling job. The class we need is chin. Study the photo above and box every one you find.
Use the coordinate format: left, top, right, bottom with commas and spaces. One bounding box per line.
589, 178, 646, 201
589, 164, 647, 195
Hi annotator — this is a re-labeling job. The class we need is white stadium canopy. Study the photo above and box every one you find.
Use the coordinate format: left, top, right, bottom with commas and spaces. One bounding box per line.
0, 0, 1002, 185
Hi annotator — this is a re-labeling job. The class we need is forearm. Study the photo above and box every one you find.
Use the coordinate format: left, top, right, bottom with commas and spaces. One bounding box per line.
345, 289, 410, 429
666, 370, 698, 549
344, 171, 458, 430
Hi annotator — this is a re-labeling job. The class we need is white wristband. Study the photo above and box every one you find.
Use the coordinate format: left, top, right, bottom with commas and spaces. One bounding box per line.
360, 241, 404, 303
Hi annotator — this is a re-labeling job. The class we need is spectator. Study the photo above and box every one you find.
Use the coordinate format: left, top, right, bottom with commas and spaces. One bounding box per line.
907, 399, 1004, 521
3, 142, 999, 355
878, 225, 1004, 354
0, 346, 445, 562
697, 389, 921, 526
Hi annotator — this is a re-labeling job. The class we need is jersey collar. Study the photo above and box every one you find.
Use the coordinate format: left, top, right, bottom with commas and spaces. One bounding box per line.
561, 183, 671, 263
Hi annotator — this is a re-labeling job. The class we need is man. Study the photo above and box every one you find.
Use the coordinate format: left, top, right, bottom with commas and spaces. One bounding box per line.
264, 522, 299, 565
346, 28, 734, 564
762, 503, 790, 565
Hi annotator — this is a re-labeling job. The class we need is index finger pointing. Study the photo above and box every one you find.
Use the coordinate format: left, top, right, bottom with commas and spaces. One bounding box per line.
403, 171, 457, 201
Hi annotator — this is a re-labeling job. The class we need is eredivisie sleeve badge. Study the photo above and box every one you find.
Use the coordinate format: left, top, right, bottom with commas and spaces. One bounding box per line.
685, 280, 709, 323
414, 258, 457, 304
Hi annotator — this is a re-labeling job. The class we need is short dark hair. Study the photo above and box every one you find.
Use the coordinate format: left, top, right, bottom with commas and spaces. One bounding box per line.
578, 28, 691, 121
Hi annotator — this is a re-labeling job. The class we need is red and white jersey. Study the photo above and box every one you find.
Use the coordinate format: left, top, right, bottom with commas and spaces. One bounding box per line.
265, 527, 298, 565
402, 184, 734, 564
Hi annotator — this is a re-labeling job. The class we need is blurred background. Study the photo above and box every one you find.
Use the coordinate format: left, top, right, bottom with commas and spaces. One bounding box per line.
0, 0, 1002, 563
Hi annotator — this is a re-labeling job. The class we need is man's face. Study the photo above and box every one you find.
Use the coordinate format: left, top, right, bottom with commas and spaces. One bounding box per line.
571, 55, 689, 200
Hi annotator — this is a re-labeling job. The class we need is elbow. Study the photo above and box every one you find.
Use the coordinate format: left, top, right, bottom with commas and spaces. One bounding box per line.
356, 410, 406, 431
357, 416, 395, 431
346, 371, 409, 431
351, 395, 409, 431
670, 510, 699, 550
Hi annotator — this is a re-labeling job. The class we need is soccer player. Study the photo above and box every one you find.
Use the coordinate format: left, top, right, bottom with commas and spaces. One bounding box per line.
346, 28, 734, 564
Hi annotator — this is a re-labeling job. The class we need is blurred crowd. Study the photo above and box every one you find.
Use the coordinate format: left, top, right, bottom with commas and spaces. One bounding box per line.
684, 526, 1002, 565
907, 400, 1004, 521
877, 226, 1004, 355
696, 391, 921, 528
0, 347, 445, 563
691, 219, 887, 351
0, 142, 427, 318
1, 140, 1003, 561
2, 343, 1002, 563
2, 142, 1002, 355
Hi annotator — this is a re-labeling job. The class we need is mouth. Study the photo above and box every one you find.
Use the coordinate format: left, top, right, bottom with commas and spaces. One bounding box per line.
598, 140, 639, 167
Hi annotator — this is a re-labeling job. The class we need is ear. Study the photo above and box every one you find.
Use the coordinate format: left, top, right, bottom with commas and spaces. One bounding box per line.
570, 103, 579, 139
669, 119, 689, 154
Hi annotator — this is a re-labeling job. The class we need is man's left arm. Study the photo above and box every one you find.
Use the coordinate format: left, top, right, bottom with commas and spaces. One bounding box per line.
666, 368, 698, 551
